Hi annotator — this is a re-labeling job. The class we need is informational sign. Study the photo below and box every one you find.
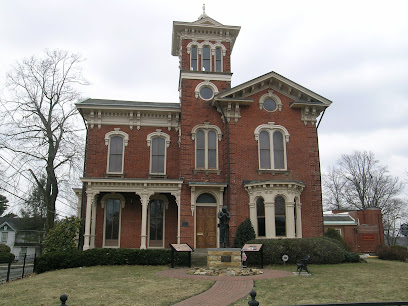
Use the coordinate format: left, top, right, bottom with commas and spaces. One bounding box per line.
171, 244, 193, 252
363, 235, 374, 241
242, 244, 263, 252
169, 243, 193, 268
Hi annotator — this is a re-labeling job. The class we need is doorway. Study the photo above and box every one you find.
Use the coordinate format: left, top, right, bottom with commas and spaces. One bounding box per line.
196, 206, 217, 248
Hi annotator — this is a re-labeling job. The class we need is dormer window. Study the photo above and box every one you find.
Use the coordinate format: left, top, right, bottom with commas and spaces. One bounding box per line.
202, 46, 211, 71
191, 46, 198, 71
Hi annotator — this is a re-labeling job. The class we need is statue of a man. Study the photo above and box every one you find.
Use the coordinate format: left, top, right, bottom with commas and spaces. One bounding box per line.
218, 205, 231, 248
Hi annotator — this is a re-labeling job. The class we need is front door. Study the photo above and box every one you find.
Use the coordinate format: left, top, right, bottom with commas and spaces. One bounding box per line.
196, 206, 217, 248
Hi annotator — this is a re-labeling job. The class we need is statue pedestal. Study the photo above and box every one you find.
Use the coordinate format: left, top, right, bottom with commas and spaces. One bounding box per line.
207, 248, 241, 269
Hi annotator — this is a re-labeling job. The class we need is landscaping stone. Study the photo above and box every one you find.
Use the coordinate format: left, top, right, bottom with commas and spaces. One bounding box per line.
186, 267, 263, 277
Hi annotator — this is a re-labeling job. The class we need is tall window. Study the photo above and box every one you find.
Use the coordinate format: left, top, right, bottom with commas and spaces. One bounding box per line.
147, 131, 170, 176
105, 129, 128, 174
256, 198, 266, 236
202, 46, 211, 71
196, 129, 217, 169
215, 47, 222, 72
191, 46, 198, 71
105, 198, 120, 247
255, 124, 289, 170
108, 136, 124, 173
1, 232, 8, 243
275, 196, 286, 236
149, 199, 164, 247
151, 137, 165, 174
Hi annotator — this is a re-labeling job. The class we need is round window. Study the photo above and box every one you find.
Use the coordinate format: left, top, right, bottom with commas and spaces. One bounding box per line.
263, 98, 277, 111
199, 87, 214, 100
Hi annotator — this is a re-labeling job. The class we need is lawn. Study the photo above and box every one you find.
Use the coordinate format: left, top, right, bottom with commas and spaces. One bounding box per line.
235, 259, 408, 305
0, 259, 407, 305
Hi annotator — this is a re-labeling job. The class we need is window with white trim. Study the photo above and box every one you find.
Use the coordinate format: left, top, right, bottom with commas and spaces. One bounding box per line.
1, 232, 7, 243
147, 130, 170, 175
255, 123, 289, 170
256, 198, 266, 237
202, 46, 211, 72
275, 196, 286, 236
215, 47, 222, 72
102, 195, 125, 248
191, 45, 198, 71
105, 129, 129, 174
192, 123, 222, 170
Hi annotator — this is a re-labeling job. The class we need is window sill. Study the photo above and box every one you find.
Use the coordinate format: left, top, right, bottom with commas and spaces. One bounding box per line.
105, 173, 125, 178
148, 174, 168, 179
193, 169, 221, 175
257, 169, 290, 176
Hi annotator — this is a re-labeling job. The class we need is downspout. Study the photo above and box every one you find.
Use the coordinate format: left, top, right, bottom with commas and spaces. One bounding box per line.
217, 100, 230, 208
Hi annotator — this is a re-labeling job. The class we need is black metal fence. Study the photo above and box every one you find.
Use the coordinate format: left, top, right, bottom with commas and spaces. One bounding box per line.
0, 254, 36, 284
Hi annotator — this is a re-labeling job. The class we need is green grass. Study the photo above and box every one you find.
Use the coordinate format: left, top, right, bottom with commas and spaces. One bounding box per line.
0, 259, 407, 305
0, 265, 213, 305
234, 259, 408, 305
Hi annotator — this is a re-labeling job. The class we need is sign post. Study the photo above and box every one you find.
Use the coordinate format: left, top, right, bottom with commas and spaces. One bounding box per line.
241, 244, 263, 268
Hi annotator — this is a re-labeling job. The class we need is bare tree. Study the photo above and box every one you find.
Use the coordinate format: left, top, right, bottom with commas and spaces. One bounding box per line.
323, 151, 406, 244
0, 49, 88, 231
382, 198, 407, 245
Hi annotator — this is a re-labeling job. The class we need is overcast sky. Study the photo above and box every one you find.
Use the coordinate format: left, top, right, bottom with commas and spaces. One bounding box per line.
1, 0, 407, 214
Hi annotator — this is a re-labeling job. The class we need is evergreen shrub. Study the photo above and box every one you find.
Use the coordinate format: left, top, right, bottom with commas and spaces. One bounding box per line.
0, 252, 15, 263
34, 248, 189, 274
0, 243, 11, 253
232, 218, 256, 248
376, 246, 408, 262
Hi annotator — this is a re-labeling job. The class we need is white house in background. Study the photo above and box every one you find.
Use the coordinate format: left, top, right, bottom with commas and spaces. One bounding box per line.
0, 218, 45, 258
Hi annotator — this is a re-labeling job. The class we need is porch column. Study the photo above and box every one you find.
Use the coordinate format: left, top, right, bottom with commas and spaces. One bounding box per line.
295, 200, 303, 238
264, 201, 275, 238
172, 192, 181, 244
140, 192, 151, 249
286, 201, 296, 238
90, 200, 97, 248
248, 200, 257, 236
83, 190, 96, 250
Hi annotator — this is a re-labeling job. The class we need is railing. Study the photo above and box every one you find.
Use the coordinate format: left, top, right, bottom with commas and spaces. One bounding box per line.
0, 254, 36, 283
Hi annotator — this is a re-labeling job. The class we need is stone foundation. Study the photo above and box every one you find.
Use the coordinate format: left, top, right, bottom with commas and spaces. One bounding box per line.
207, 248, 242, 269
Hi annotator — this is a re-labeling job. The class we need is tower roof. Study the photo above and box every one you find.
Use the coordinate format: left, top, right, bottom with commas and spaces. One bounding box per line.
171, 14, 240, 56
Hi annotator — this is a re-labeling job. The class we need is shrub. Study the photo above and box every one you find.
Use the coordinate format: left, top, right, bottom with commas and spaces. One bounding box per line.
43, 216, 81, 253
34, 248, 189, 274
324, 228, 351, 251
233, 218, 256, 248
0, 243, 11, 253
376, 246, 408, 262
0, 252, 15, 263
344, 251, 361, 263
245, 237, 345, 266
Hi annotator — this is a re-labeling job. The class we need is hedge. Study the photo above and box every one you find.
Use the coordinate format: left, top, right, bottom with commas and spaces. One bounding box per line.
34, 248, 189, 274
0, 243, 11, 253
376, 245, 408, 262
245, 237, 347, 265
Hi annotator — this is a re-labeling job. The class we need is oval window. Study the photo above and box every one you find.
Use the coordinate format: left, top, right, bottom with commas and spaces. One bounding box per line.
264, 98, 277, 111
200, 87, 214, 100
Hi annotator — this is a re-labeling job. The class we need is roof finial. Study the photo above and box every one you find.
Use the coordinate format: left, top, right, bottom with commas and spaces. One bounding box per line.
198, 3, 208, 19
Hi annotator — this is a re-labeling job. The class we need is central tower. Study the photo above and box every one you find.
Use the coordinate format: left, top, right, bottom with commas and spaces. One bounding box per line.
171, 13, 240, 248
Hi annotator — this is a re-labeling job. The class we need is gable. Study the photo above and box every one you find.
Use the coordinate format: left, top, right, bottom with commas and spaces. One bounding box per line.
0, 221, 17, 232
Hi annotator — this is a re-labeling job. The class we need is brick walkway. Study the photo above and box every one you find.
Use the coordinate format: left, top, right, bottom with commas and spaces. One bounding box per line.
158, 269, 293, 306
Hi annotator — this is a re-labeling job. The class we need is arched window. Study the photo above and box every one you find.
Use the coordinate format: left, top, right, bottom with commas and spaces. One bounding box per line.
215, 47, 222, 72
105, 129, 129, 174
147, 131, 170, 175
197, 193, 216, 203
192, 123, 222, 171
191, 46, 198, 71
275, 196, 286, 236
256, 197, 266, 237
255, 123, 289, 170
202, 46, 211, 71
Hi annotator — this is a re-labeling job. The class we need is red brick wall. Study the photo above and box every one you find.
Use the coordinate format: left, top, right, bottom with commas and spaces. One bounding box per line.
84, 125, 180, 179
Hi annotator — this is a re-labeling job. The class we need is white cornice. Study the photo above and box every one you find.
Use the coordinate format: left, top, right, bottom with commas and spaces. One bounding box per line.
180, 72, 232, 82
